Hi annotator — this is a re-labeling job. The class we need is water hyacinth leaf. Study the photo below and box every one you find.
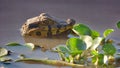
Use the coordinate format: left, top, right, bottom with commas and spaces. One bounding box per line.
0, 47, 8, 57
80, 35, 93, 49
91, 50, 98, 56
103, 29, 114, 38
64, 57, 70, 62
102, 43, 116, 55
6, 42, 21, 46
90, 37, 103, 50
98, 54, 104, 65
0, 57, 12, 63
117, 21, 120, 29
72, 24, 92, 36
56, 46, 70, 60
25, 43, 35, 50
92, 56, 98, 64
57, 46, 70, 54
70, 51, 83, 56
66, 38, 86, 52
91, 30, 100, 38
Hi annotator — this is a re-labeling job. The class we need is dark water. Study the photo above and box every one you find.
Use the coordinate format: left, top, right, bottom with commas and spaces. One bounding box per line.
0, 0, 120, 68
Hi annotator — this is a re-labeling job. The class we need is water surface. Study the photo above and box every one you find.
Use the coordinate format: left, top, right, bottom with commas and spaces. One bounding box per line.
0, 0, 120, 68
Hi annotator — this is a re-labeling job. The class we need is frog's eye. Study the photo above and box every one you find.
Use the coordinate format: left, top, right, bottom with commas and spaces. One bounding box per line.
28, 23, 39, 29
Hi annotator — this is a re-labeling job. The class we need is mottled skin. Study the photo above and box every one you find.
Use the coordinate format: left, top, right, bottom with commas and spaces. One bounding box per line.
21, 13, 75, 38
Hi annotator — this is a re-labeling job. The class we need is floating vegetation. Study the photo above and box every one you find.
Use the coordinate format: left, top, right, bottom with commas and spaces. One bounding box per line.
24, 43, 35, 50
6, 42, 21, 46
0, 57, 12, 64
0, 22, 120, 68
15, 58, 85, 68
55, 23, 116, 67
0, 47, 8, 57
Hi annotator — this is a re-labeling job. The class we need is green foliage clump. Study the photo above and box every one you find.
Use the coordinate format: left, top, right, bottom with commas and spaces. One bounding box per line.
56, 23, 117, 66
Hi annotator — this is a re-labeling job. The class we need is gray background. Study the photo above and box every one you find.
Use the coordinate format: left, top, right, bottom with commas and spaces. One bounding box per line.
0, 0, 120, 68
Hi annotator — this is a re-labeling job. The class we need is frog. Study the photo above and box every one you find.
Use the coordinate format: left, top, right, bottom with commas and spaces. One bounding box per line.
21, 13, 75, 50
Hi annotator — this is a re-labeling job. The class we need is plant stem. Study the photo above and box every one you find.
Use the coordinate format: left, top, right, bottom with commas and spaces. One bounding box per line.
16, 58, 85, 68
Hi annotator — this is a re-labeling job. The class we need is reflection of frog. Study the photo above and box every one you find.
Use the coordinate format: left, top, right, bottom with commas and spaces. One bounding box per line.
21, 13, 75, 50
21, 13, 75, 38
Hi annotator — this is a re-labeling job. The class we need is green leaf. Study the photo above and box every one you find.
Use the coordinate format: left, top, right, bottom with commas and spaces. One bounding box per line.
25, 43, 35, 50
98, 54, 104, 65
64, 57, 70, 62
92, 56, 98, 64
0, 47, 8, 57
102, 43, 116, 55
91, 53, 105, 65
72, 24, 92, 36
57, 46, 70, 54
70, 51, 83, 56
90, 37, 103, 50
80, 35, 92, 49
103, 29, 114, 38
0, 57, 12, 62
56, 46, 70, 60
91, 30, 100, 38
91, 50, 98, 56
0, 57, 12, 64
66, 38, 86, 52
6, 42, 21, 46
92, 54, 104, 65
116, 21, 120, 29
